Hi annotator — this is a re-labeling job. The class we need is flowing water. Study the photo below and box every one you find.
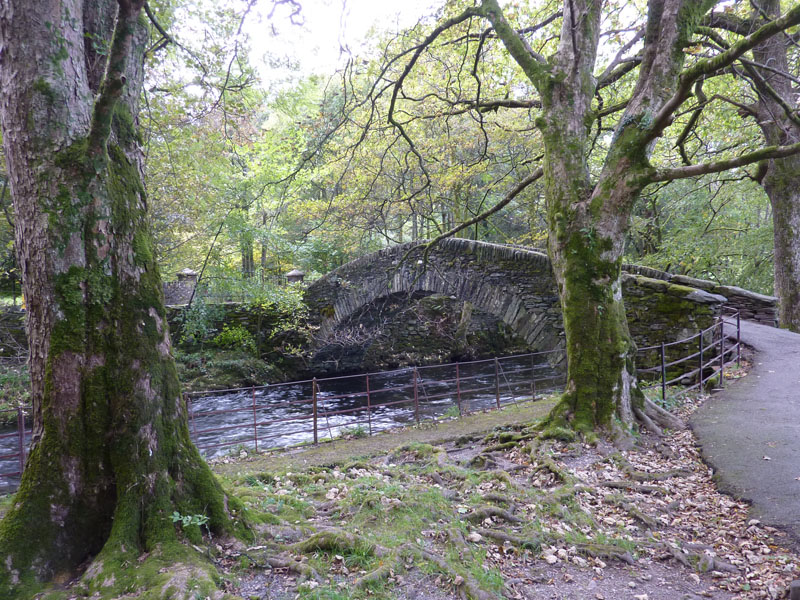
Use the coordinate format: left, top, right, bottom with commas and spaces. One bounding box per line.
0, 353, 564, 493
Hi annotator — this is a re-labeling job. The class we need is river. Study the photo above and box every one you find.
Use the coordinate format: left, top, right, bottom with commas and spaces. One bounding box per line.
0, 353, 564, 493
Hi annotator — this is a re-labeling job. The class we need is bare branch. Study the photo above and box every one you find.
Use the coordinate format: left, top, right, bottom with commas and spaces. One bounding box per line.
650, 140, 800, 182
424, 167, 543, 249
651, 3, 800, 136
597, 28, 644, 86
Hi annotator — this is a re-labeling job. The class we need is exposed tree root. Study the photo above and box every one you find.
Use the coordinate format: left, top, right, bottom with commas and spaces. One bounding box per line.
575, 542, 636, 565
475, 528, 540, 551
531, 453, 575, 484
353, 553, 406, 589
259, 555, 324, 583
626, 467, 692, 482
610, 453, 692, 481
480, 493, 515, 507
447, 527, 470, 553
287, 528, 389, 558
633, 406, 664, 437
659, 542, 740, 574
602, 494, 659, 529
410, 546, 496, 600
599, 480, 668, 495
465, 506, 521, 524
639, 398, 684, 432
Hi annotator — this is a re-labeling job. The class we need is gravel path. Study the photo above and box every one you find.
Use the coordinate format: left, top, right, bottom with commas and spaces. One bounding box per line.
691, 319, 800, 550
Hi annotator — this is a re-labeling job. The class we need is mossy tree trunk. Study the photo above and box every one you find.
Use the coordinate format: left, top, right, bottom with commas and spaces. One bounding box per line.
0, 1, 237, 595
479, 0, 800, 434
763, 156, 800, 332
748, 0, 800, 332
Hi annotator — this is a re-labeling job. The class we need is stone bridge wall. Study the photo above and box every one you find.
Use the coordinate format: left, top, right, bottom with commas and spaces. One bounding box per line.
623, 265, 778, 326
304, 239, 730, 355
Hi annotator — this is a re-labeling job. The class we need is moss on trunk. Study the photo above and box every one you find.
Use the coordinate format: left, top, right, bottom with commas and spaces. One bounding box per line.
0, 141, 243, 598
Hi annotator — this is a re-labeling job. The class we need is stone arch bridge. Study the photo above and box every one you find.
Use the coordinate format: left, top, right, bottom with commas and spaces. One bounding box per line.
304, 239, 777, 354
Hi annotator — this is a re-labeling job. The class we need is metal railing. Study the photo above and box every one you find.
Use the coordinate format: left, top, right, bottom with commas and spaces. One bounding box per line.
184, 349, 567, 456
0, 309, 743, 492
636, 308, 741, 401
0, 408, 29, 490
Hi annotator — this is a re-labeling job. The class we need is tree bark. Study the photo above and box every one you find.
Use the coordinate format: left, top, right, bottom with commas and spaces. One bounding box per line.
482, 0, 711, 435
764, 156, 800, 331
0, 1, 237, 594
749, 0, 800, 331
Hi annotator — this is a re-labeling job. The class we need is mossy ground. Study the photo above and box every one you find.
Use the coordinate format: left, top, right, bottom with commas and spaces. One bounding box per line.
206, 383, 798, 600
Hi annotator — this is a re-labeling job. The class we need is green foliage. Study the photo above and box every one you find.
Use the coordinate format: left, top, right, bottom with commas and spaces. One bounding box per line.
0, 362, 29, 426
212, 324, 256, 355
170, 511, 210, 529
628, 176, 774, 294
338, 425, 368, 440
179, 298, 223, 347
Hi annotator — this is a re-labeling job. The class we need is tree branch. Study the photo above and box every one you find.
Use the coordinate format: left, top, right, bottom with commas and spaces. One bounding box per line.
423, 167, 543, 248
597, 28, 644, 87
88, 0, 146, 155
650, 140, 800, 182
650, 2, 800, 136
387, 6, 484, 192
480, 0, 550, 89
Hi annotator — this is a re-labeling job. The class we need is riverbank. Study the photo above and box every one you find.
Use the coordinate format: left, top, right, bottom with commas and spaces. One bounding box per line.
205, 384, 799, 600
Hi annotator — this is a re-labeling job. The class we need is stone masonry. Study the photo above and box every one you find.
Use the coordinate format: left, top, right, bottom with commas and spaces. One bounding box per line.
304, 239, 775, 354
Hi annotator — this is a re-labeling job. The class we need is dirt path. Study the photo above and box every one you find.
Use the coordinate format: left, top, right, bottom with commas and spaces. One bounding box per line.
691, 320, 800, 550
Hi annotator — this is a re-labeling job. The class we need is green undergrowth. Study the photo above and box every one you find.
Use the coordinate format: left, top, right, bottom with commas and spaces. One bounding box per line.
174, 348, 277, 392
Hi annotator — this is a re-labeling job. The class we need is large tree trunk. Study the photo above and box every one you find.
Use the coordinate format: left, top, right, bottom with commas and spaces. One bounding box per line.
0, 1, 237, 595
764, 156, 800, 331
750, 0, 800, 332
532, 6, 642, 433
483, 0, 708, 435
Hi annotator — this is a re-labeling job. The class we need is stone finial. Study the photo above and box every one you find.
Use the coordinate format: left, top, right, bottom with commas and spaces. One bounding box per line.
286, 269, 305, 283
176, 268, 199, 282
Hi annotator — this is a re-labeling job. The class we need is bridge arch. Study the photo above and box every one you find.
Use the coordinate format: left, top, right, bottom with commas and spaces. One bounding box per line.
304, 239, 564, 351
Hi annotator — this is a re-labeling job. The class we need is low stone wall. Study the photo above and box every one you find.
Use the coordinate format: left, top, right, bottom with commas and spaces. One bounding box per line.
622, 274, 725, 378
165, 302, 298, 348
623, 265, 777, 326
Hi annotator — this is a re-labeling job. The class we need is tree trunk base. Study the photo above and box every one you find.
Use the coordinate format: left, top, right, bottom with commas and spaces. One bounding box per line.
539, 390, 684, 445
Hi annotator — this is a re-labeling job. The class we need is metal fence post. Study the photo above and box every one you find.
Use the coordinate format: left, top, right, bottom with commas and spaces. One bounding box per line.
698, 332, 704, 390
312, 378, 318, 445
185, 394, 196, 439
251, 386, 258, 453
494, 358, 501, 409
413, 368, 420, 425
736, 310, 741, 367
530, 354, 535, 402
719, 318, 725, 388
17, 407, 24, 474
366, 374, 372, 436
455, 363, 462, 416
660, 342, 667, 402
